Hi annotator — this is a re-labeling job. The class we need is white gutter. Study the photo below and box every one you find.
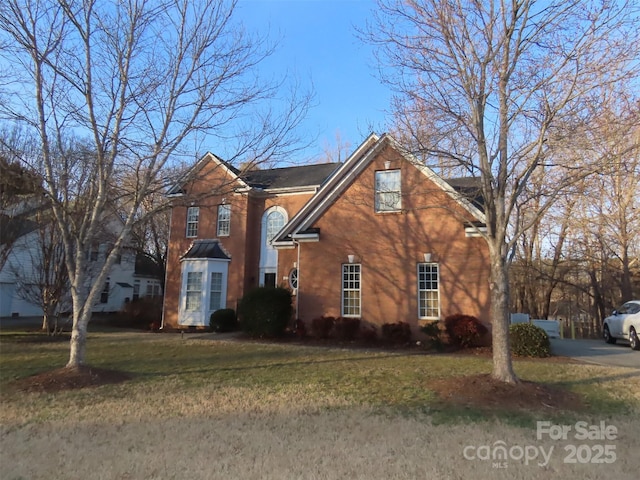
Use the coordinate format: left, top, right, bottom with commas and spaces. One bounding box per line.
291, 232, 319, 242
294, 240, 301, 321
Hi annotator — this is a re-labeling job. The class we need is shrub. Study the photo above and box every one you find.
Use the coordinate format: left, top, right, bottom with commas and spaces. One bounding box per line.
311, 316, 335, 339
381, 322, 412, 345
334, 317, 361, 341
238, 287, 292, 337
510, 323, 551, 357
420, 320, 444, 351
359, 324, 378, 343
444, 314, 487, 349
209, 308, 237, 333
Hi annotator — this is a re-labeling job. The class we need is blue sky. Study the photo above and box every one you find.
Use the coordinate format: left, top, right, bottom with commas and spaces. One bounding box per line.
237, 0, 393, 163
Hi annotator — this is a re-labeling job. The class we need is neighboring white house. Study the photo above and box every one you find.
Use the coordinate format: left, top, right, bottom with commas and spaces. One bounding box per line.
0, 210, 163, 318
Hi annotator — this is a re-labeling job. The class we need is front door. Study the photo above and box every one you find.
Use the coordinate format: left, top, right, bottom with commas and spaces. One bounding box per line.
264, 272, 276, 288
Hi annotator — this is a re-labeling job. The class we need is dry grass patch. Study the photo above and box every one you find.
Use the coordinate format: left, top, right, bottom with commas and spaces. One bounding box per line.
1, 332, 639, 479
2, 409, 639, 480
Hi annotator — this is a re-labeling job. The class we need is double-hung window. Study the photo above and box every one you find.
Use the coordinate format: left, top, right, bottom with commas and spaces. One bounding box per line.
209, 272, 223, 311
217, 204, 231, 237
342, 264, 361, 317
186, 207, 199, 238
375, 169, 401, 212
185, 272, 203, 311
418, 263, 439, 319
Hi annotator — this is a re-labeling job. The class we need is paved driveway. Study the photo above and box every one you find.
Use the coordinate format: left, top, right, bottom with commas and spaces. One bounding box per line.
550, 338, 640, 369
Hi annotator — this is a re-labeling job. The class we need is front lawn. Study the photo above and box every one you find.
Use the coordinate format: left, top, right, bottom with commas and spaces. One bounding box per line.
1, 330, 637, 422
1, 331, 638, 479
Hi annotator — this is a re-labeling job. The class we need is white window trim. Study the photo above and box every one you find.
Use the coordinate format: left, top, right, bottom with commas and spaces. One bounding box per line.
186, 206, 199, 238
341, 263, 361, 318
185, 271, 203, 312
375, 169, 402, 213
179, 258, 229, 326
209, 271, 223, 311
217, 204, 231, 237
417, 263, 440, 320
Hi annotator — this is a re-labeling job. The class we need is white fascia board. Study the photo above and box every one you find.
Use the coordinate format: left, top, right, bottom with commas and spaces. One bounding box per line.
263, 185, 320, 195
465, 225, 487, 237
179, 256, 232, 263
272, 242, 296, 249
291, 233, 319, 242
167, 152, 250, 196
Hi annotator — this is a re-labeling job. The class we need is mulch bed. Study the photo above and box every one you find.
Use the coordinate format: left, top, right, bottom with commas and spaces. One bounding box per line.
430, 373, 584, 413
8, 366, 133, 393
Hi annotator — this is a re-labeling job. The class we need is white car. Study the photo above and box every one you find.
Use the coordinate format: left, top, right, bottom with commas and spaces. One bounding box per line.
602, 300, 640, 350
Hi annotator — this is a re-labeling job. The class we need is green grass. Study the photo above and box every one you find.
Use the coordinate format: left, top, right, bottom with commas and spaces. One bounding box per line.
1, 330, 638, 426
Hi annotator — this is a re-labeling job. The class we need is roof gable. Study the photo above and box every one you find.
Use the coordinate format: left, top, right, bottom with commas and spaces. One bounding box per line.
167, 153, 340, 196
167, 152, 248, 196
273, 133, 486, 244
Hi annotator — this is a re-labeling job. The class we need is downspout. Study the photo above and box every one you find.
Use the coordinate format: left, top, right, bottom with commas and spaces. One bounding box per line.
294, 239, 301, 320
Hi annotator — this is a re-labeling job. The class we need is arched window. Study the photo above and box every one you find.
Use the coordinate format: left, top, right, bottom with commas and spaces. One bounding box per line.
266, 210, 285, 243
260, 207, 288, 287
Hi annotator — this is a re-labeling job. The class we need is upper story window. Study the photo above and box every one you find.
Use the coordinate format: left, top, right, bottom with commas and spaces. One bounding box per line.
375, 169, 402, 212
217, 204, 231, 237
186, 206, 199, 238
266, 210, 285, 242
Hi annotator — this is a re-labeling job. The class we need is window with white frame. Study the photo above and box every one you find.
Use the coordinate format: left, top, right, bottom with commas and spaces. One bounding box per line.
266, 210, 285, 242
418, 263, 439, 319
209, 272, 223, 311
217, 204, 231, 236
186, 206, 199, 238
342, 264, 361, 317
133, 280, 140, 300
375, 169, 401, 212
185, 272, 202, 311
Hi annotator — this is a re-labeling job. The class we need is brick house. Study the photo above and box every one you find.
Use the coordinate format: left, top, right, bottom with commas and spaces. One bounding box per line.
162, 133, 490, 335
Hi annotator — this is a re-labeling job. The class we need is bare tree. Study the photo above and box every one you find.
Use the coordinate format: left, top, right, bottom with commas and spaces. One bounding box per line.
365, 0, 639, 382
10, 210, 70, 334
0, 0, 311, 368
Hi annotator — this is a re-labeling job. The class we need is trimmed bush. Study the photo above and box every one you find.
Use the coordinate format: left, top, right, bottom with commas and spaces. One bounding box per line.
359, 325, 378, 343
444, 314, 487, 349
238, 287, 292, 337
381, 322, 412, 344
311, 316, 335, 339
420, 320, 444, 351
334, 317, 361, 341
510, 323, 551, 357
209, 308, 237, 333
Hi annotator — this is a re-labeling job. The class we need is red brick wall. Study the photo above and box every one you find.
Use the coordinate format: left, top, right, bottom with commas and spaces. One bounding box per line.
163, 157, 318, 328
292, 145, 490, 334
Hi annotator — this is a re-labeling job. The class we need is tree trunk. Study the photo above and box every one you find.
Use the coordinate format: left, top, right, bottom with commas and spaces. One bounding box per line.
490, 251, 518, 383
41, 312, 49, 333
67, 311, 89, 367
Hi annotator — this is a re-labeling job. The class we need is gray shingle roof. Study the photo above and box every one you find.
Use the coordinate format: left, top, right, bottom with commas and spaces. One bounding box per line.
182, 239, 231, 260
241, 163, 340, 190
